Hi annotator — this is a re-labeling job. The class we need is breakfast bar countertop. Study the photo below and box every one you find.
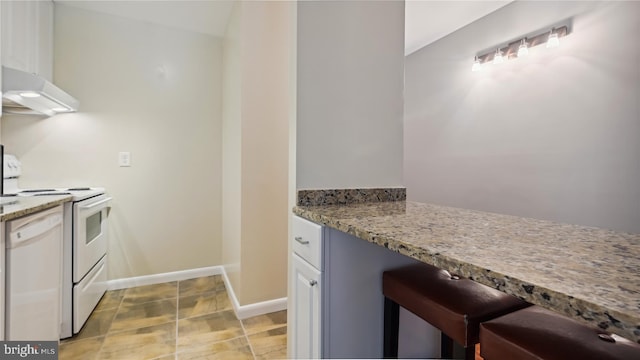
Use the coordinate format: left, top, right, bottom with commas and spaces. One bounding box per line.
293, 200, 640, 343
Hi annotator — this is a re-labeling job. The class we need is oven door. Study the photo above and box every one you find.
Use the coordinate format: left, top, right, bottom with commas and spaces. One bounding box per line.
73, 194, 111, 283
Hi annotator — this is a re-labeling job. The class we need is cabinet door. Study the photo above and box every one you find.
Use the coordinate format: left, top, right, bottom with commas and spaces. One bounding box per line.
1, 0, 53, 80
1, 0, 35, 72
0, 222, 5, 340
35, 0, 53, 80
291, 253, 322, 359
0, 1, 3, 117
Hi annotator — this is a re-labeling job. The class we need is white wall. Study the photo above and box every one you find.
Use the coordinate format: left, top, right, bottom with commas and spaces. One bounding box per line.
239, 1, 290, 305
296, 0, 405, 189
404, 1, 640, 233
222, 1, 291, 306
1, 4, 224, 279
222, 1, 242, 297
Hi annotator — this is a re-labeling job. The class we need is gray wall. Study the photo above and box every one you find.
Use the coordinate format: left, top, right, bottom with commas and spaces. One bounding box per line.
404, 1, 640, 233
296, 1, 405, 189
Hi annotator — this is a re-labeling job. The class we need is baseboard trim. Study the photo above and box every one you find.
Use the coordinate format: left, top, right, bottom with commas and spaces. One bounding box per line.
220, 269, 288, 319
107, 266, 287, 319
237, 296, 288, 320
107, 266, 223, 290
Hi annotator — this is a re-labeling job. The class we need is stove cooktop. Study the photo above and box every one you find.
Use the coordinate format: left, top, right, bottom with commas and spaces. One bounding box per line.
7, 187, 106, 201
19, 187, 92, 192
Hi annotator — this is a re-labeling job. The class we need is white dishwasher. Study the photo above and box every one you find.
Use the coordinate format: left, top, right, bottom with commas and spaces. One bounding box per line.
5, 205, 63, 340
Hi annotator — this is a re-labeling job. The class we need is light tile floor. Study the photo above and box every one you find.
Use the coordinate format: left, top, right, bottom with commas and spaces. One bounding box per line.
60, 275, 287, 360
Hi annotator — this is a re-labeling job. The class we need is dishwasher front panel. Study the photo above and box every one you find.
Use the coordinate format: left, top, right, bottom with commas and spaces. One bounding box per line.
5, 205, 63, 341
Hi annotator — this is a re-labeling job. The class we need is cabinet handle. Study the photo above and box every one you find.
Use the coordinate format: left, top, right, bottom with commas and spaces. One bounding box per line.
295, 236, 309, 245
309, 280, 317, 286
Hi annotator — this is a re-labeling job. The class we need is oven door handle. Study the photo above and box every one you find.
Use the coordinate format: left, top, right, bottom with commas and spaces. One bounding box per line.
80, 197, 112, 210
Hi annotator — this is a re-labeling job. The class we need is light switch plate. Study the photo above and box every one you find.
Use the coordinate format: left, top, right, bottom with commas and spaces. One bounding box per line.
118, 152, 131, 167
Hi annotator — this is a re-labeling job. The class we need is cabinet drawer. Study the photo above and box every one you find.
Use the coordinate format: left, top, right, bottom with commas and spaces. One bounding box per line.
293, 216, 323, 269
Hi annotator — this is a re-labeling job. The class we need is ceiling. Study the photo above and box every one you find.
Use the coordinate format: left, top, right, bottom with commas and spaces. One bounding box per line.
405, 1, 512, 55
56, 0, 235, 38
56, 0, 512, 55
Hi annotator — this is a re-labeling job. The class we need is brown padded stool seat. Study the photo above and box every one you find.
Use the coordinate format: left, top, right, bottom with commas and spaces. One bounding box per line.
480, 305, 640, 360
383, 263, 530, 359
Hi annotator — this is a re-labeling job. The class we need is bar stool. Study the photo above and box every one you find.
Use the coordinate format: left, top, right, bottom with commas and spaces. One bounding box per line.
479, 305, 640, 360
383, 263, 530, 360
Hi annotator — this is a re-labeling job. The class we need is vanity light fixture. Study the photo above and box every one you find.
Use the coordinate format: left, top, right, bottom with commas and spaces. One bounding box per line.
517, 38, 529, 57
493, 48, 504, 64
472, 56, 482, 72
19, 92, 40, 98
471, 24, 569, 72
547, 29, 560, 48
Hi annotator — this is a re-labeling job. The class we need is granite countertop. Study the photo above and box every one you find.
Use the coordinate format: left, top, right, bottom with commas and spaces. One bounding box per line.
293, 196, 640, 343
0, 195, 72, 221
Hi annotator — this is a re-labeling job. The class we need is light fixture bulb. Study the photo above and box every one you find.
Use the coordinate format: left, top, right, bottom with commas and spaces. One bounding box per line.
493, 49, 504, 64
547, 31, 560, 48
517, 39, 529, 57
472, 56, 481, 72
20, 92, 40, 98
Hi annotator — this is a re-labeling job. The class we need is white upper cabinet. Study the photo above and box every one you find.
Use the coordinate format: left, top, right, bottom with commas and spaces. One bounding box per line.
1, 0, 53, 81
0, 2, 3, 117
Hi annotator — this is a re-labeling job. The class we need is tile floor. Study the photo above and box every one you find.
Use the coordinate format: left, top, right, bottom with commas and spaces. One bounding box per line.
60, 275, 287, 360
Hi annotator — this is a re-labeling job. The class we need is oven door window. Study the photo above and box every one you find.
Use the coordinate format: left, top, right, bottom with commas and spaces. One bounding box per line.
86, 211, 102, 244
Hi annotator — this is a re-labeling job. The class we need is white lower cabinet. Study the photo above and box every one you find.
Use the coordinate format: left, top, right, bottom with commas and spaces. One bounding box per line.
290, 215, 439, 359
291, 216, 324, 359
291, 253, 322, 359
0, 222, 5, 341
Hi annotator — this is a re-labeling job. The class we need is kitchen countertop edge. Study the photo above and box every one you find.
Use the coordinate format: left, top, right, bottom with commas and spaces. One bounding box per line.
1, 195, 73, 221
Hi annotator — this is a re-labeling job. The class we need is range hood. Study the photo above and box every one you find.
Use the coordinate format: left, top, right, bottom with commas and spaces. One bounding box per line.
2, 66, 79, 116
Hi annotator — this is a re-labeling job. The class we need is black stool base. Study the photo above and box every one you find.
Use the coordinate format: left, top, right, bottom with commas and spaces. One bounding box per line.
383, 297, 400, 358
383, 297, 476, 360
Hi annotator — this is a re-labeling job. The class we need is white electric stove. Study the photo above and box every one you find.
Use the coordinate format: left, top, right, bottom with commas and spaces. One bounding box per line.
3, 154, 111, 339
2, 155, 105, 201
